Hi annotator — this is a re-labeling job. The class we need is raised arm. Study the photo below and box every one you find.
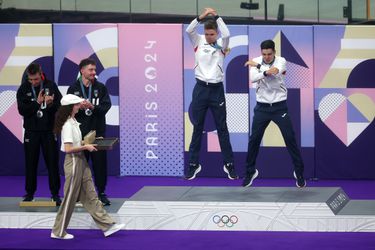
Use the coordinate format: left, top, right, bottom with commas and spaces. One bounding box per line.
245, 59, 268, 83
250, 66, 267, 83
216, 17, 230, 50
186, 18, 200, 47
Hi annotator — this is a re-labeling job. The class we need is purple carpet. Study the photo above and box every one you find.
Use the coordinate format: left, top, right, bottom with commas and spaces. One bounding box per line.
0, 176, 374, 249
0, 229, 374, 250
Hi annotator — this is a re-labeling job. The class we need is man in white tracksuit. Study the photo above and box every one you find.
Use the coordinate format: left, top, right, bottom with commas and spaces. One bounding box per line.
243, 39, 306, 188
185, 7, 238, 180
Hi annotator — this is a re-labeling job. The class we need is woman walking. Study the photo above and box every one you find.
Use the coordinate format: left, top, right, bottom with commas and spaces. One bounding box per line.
51, 94, 124, 240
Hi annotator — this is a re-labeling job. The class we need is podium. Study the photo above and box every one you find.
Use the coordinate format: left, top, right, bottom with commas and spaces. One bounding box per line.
19, 199, 56, 207
2, 186, 375, 231
118, 186, 375, 231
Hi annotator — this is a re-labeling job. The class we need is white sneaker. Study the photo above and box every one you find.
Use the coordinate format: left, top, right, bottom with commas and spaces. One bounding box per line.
104, 223, 125, 237
50, 232, 74, 240
75, 202, 83, 207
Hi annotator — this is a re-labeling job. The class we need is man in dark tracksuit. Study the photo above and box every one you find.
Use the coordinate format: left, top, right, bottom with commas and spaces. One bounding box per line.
243, 40, 306, 188
16, 63, 62, 204
67, 58, 112, 206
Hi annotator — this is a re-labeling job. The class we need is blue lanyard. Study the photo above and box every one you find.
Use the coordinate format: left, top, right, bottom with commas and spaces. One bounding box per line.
79, 77, 92, 100
210, 42, 222, 50
31, 81, 44, 100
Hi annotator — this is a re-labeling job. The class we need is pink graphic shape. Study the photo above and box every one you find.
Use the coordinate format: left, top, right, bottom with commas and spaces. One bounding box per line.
65, 37, 96, 65
324, 100, 347, 145
207, 132, 221, 152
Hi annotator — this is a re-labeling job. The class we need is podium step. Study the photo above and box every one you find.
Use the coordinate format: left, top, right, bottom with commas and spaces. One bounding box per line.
1, 187, 375, 232
19, 200, 56, 207
119, 186, 375, 232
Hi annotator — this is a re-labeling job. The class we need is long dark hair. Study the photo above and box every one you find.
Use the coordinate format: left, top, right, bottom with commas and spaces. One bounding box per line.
54, 105, 74, 134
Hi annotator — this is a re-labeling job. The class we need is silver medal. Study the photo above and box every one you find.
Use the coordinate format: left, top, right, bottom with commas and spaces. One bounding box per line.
37, 110, 43, 118
85, 108, 93, 116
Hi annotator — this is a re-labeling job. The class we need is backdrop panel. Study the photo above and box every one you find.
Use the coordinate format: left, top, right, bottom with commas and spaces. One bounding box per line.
314, 26, 375, 179
53, 24, 120, 175
247, 26, 314, 178
0, 24, 53, 175
119, 24, 184, 176
0, 23, 374, 180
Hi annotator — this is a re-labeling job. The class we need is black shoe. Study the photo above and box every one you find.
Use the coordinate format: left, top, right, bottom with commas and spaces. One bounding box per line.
52, 195, 62, 206
242, 169, 259, 187
99, 193, 111, 206
293, 171, 306, 188
223, 163, 239, 180
185, 164, 201, 180
22, 194, 34, 202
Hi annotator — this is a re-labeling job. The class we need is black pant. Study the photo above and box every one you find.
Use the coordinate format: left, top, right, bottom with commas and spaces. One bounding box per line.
23, 131, 60, 196
84, 150, 107, 194
188, 80, 234, 164
246, 101, 304, 176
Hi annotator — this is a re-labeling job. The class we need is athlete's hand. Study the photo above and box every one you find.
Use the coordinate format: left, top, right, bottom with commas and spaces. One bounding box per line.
45, 94, 54, 105
267, 67, 279, 75
37, 89, 44, 104
199, 7, 215, 19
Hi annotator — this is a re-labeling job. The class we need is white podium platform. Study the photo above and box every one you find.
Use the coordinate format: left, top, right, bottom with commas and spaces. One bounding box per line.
1, 186, 375, 232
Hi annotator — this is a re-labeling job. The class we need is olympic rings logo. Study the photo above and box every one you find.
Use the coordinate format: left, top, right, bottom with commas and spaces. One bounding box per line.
212, 214, 238, 228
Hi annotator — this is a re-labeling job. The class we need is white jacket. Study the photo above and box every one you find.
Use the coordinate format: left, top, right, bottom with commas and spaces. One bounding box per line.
186, 17, 230, 83
250, 56, 287, 104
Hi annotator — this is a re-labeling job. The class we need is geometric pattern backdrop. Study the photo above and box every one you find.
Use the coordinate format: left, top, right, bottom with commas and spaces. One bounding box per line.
314, 26, 375, 179
53, 24, 120, 175
0, 24, 374, 179
0, 24, 53, 175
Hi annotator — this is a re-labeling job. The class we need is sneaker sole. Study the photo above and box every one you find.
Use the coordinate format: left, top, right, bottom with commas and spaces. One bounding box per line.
104, 224, 125, 237
223, 166, 238, 180
186, 165, 202, 180
50, 233, 74, 240
243, 169, 259, 187
293, 171, 306, 188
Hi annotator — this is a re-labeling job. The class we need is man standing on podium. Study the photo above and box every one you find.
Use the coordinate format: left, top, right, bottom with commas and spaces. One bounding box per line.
16, 63, 62, 205
243, 40, 306, 188
67, 58, 112, 206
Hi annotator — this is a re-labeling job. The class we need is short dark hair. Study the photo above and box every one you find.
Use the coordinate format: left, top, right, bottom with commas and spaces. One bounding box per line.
26, 63, 42, 75
204, 18, 218, 30
260, 40, 275, 51
79, 58, 96, 70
